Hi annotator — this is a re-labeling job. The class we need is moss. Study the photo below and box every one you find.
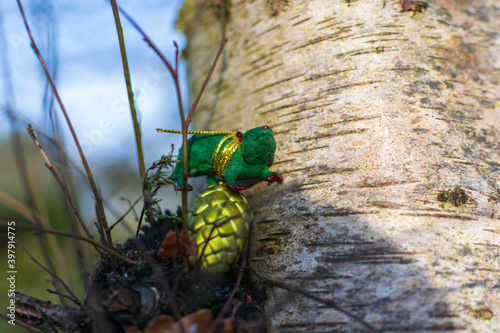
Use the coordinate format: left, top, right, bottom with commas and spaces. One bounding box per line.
437, 187, 468, 207
175, 0, 194, 35
457, 245, 473, 256
468, 308, 493, 320
175, 0, 231, 37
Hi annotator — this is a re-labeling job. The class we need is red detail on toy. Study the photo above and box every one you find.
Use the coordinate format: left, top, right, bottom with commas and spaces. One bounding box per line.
263, 125, 269, 129
236, 131, 243, 142
177, 186, 193, 191
268, 173, 283, 182
230, 185, 247, 191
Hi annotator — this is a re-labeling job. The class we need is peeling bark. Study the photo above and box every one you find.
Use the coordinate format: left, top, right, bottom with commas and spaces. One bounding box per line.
182, 0, 500, 331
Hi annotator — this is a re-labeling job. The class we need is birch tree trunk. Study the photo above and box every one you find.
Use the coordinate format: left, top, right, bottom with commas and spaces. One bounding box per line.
179, 0, 500, 331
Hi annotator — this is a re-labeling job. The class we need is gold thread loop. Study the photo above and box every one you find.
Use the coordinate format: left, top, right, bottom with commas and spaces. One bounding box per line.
157, 128, 242, 184
157, 128, 237, 136
212, 136, 241, 181
212, 134, 235, 171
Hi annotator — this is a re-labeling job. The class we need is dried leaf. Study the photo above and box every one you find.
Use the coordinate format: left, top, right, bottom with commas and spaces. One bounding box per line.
177, 309, 213, 333
143, 315, 175, 333
220, 318, 236, 333
143, 310, 213, 333
158, 230, 197, 266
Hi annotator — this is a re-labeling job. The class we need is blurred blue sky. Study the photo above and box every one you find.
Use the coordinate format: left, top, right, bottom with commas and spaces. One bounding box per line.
1, 0, 187, 176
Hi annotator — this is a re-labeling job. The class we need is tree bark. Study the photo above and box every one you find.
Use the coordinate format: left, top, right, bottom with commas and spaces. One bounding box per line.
180, 0, 500, 331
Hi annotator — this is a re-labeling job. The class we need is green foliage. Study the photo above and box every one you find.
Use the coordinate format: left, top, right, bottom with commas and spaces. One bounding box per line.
437, 187, 468, 207
142, 155, 177, 224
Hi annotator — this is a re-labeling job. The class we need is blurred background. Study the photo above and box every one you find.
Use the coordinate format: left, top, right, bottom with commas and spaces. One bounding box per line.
0, 1, 191, 331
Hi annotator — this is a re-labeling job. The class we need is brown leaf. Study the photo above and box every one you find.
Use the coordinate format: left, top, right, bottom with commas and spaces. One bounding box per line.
220, 318, 236, 333
158, 230, 197, 267
143, 315, 175, 333
177, 309, 213, 333
143, 310, 213, 333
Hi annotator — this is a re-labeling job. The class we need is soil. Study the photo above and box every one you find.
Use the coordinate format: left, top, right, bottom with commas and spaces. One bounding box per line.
83, 211, 268, 333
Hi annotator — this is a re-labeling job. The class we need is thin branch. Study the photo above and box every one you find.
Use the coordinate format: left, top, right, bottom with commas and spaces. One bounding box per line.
171, 42, 189, 233
208, 185, 254, 332
186, 37, 227, 125
109, 0, 146, 180
134, 236, 184, 324
2, 221, 141, 266
117, 7, 176, 79
249, 264, 380, 332
117, 6, 190, 231
134, 207, 146, 247
46, 289, 80, 305
16, 240, 82, 307
207, 247, 247, 333
135, 184, 160, 246
121, 197, 140, 221
7, 123, 66, 306
107, 194, 143, 232
174, 41, 179, 73
27, 125, 101, 253
16, 0, 115, 268
1, 14, 67, 300
0, 313, 41, 332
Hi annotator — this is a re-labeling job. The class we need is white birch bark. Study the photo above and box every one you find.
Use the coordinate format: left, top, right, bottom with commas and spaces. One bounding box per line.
180, 0, 500, 331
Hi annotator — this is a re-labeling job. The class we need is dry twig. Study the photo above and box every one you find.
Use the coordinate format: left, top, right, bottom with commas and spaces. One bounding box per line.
16, 0, 117, 268
16, 241, 82, 307
2, 220, 141, 266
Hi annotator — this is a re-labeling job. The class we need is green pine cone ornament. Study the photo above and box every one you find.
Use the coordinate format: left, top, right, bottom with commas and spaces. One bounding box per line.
188, 184, 253, 276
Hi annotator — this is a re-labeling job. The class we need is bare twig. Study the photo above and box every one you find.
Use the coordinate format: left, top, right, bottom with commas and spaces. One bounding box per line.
117, 7, 177, 79
135, 184, 160, 246
121, 197, 140, 221
27, 125, 101, 254
35, 3, 88, 286
6, 120, 66, 305
46, 289, 80, 305
134, 207, 146, 247
109, 0, 146, 180
1, 7, 67, 301
107, 194, 143, 232
117, 6, 190, 231
207, 248, 247, 333
119, 2, 227, 232
2, 220, 141, 266
135, 237, 184, 325
16, 240, 81, 307
16, 0, 116, 268
185, 37, 227, 124
0, 313, 41, 332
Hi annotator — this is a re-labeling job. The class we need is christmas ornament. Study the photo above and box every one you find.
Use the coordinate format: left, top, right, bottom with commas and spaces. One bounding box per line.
157, 125, 283, 191
187, 184, 253, 276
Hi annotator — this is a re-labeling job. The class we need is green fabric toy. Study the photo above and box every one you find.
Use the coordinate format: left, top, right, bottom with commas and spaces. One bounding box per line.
159, 125, 283, 191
